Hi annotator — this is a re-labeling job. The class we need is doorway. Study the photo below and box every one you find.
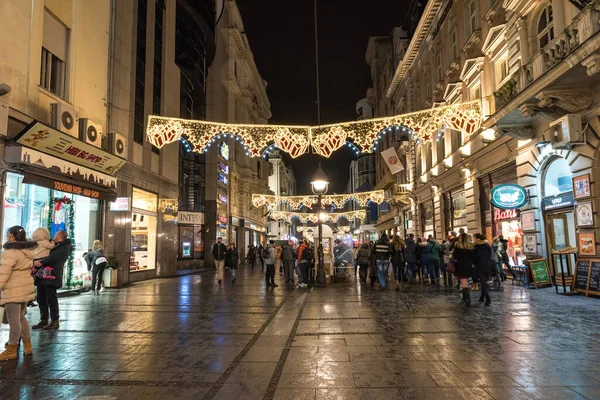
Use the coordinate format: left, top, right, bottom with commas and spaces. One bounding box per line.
545, 211, 576, 274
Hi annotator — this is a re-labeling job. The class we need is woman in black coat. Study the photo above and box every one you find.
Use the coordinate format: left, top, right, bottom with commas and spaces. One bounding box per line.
225, 244, 239, 283
473, 234, 492, 306
452, 233, 474, 306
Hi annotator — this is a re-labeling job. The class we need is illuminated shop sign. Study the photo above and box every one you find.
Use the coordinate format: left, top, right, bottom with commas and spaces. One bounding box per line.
218, 215, 228, 224
218, 162, 229, 175
110, 197, 131, 211
490, 184, 527, 210
220, 143, 229, 160
494, 208, 518, 221
542, 192, 574, 211
218, 173, 228, 185
218, 193, 227, 204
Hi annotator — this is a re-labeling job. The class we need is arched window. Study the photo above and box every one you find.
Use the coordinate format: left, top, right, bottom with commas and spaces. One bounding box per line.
543, 157, 572, 197
537, 5, 554, 50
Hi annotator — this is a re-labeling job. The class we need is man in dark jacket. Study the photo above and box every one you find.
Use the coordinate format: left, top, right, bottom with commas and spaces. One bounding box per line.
281, 241, 295, 286
474, 234, 492, 306
212, 237, 227, 284
32, 230, 72, 330
405, 234, 418, 283
371, 233, 393, 289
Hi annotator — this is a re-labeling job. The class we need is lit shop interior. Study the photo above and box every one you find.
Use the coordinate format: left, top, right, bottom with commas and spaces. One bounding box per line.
130, 188, 157, 272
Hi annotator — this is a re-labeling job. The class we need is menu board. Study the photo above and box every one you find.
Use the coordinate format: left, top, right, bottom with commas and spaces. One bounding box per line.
588, 262, 600, 294
529, 259, 552, 287
574, 260, 590, 293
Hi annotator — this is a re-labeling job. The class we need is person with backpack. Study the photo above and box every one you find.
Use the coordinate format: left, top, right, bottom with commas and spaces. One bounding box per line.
264, 240, 277, 288
427, 237, 442, 285
84, 240, 108, 295
281, 241, 295, 286
212, 237, 227, 285
357, 243, 371, 283
297, 240, 312, 288
371, 233, 393, 290
419, 237, 431, 284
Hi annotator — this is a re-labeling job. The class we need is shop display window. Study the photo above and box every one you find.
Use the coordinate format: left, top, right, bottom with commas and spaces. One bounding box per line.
179, 225, 203, 258
131, 188, 157, 271
543, 157, 573, 197
493, 218, 523, 265
3, 172, 50, 238
422, 203, 434, 239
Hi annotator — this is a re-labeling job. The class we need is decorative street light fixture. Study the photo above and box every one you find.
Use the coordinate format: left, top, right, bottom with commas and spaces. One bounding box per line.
311, 163, 329, 286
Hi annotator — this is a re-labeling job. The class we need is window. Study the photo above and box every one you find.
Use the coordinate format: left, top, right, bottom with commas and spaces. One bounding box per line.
451, 129, 461, 153
500, 57, 509, 82
436, 53, 443, 82
543, 157, 572, 197
134, 0, 148, 145
537, 5, 554, 50
425, 143, 432, 172
451, 29, 458, 60
466, 0, 479, 36
41, 11, 68, 99
470, 84, 481, 100
436, 132, 444, 164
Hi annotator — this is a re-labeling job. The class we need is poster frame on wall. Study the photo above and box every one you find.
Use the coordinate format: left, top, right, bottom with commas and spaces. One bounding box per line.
573, 173, 591, 199
576, 201, 594, 228
578, 232, 597, 256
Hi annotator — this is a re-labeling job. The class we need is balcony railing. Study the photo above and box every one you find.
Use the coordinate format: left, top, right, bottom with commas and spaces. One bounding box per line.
523, 4, 600, 89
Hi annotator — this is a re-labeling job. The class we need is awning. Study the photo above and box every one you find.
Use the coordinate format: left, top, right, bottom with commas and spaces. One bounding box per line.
22, 169, 118, 202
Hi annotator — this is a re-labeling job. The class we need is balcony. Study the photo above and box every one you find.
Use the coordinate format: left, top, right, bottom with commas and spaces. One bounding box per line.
494, 76, 518, 109
523, 4, 600, 89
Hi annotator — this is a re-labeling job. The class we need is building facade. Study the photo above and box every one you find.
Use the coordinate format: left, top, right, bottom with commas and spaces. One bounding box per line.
0, 0, 216, 287
205, 0, 271, 261
267, 150, 297, 240
380, 0, 600, 273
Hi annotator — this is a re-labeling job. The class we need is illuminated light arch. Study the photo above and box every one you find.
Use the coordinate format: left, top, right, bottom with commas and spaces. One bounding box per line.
270, 210, 366, 224
147, 101, 482, 158
252, 191, 384, 210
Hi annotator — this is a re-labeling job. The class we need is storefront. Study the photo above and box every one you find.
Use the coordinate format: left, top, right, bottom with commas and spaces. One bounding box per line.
217, 142, 229, 241
541, 157, 576, 274
421, 201, 434, 239
3, 121, 122, 288
177, 211, 204, 259
244, 220, 266, 247
130, 188, 158, 272
444, 189, 467, 235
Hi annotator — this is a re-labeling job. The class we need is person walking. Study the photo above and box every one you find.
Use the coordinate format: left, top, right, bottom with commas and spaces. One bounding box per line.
418, 238, 431, 283
297, 240, 312, 288
258, 243, 265, 271
84, 240, 108, 295
473, 234, 492, 306
212, 237, 227, 285
453, 233, 475, 307
441, 238, 453, 286
247, 245, 257, 269
391, 236, 407, 290
405, 234, 417, 283
281, 241, 295, 286
0, 226, 36, 360
225, 244, 239, 283
428, 237, 442, 285
371, 233, 393, 290
356, 243, 370, 283
32, 230, 71, 330
264, 240, 277, 288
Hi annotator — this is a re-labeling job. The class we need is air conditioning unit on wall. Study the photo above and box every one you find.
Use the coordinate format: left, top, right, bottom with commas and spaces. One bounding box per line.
79, 118, 103, 148
50, 103, 79, 138
549, 114, 583, 149
107, 132, 128, 160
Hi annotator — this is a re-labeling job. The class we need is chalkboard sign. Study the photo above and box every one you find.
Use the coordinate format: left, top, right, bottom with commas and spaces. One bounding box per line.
529, 259, 552, 288
588, 262, 600, 295
574, 260, 590, 293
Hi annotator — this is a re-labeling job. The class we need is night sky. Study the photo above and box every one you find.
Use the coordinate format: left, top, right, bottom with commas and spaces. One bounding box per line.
237, 0, 408, 193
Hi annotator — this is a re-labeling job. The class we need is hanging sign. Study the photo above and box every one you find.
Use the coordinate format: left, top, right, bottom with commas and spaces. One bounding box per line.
494, 208, 518, 221
490, 184, 527, 210
542, 191, 574, 211
110, 197, 131, 211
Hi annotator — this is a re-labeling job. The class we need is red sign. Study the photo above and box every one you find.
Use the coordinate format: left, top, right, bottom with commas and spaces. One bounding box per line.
494, 208, 518, 221
388, 157, 398, 164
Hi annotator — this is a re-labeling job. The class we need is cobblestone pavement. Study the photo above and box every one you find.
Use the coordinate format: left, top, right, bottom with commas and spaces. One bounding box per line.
1, 266, 600, 399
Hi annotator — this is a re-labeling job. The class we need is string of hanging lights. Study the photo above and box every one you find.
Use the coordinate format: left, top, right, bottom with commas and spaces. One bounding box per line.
146, 100, 482, 158
270, 210, 366, 224
252, 190, 384, 210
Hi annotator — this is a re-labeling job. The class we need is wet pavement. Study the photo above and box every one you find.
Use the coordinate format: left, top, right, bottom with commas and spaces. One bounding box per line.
1, 266, 600, 399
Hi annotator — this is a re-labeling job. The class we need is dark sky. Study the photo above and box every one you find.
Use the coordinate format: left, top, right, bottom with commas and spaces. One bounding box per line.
237, 0, 408, 193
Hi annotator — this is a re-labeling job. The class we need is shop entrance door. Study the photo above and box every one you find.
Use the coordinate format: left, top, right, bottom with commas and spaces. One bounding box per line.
546, 212, 576, 274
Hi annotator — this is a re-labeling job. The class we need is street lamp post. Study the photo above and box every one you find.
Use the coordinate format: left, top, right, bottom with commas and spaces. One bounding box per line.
311, 164, 329, 287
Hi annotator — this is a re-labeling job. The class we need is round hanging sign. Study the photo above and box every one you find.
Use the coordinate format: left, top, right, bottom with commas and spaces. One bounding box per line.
491, 184, 527, 210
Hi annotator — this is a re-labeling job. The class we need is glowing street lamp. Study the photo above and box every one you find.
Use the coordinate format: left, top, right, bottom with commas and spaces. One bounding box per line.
311, 163, 329, 286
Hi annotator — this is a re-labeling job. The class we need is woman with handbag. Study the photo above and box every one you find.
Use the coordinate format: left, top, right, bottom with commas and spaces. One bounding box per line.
452, 233, 475, 307
0, 226, 37, 360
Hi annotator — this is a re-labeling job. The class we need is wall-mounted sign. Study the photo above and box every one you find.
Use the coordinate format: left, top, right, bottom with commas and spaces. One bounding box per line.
220, 143, 229, 160
218, 193, 227, 204
218, 162, 229, 175
15, 121, 126, 175
542, 191, 574, 211
494, 208, 518, 221
177, 211, 204, 225
22, 173, 117, 201
218, 214, 228, 224
110, 197, 131, 211
491, 184, 527, 210
218, 173, 228, 185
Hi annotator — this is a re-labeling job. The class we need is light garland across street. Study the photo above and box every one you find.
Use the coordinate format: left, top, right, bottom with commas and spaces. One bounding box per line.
270, 210, 366, 224
252, 190, 385, 210
146, 101, 482, 158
